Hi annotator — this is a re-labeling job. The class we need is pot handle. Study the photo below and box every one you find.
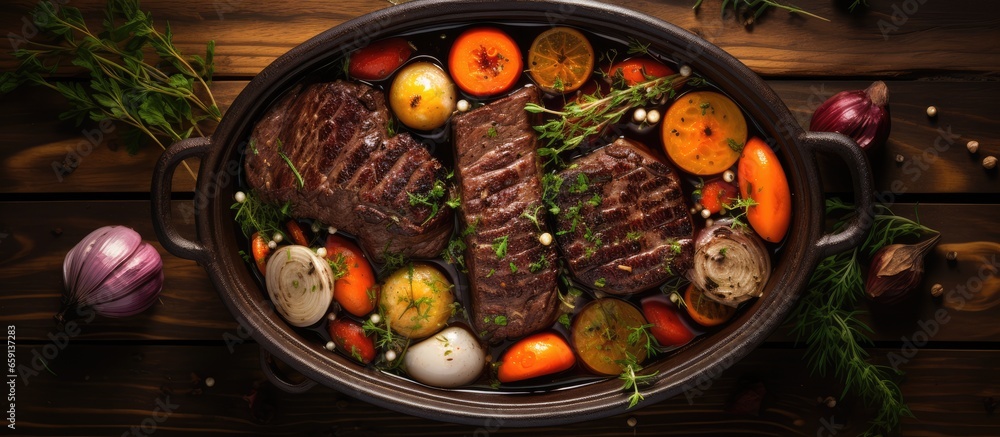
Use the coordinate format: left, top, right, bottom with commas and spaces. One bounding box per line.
151, 136, 211, 263
259, 347, 318, 394
800, 131, 874, 259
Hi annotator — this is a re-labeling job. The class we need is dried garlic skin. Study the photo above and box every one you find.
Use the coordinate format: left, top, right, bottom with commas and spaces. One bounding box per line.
865, 236, 939, 304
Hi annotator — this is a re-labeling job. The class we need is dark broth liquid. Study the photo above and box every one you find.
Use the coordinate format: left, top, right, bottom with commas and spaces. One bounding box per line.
234, 21, 784, 393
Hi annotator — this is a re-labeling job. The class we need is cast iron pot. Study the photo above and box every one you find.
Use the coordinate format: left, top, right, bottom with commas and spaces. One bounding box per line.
151, 0, 873, 426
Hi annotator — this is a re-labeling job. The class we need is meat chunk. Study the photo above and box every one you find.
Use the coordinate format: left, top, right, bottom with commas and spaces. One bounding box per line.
452, 87, 559, 341
244, 81, 452, 263
553, 138, 694, 295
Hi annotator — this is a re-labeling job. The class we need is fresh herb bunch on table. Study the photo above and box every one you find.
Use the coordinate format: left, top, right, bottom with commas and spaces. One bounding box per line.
0, 0, 219, 178
791, 198, 938, 436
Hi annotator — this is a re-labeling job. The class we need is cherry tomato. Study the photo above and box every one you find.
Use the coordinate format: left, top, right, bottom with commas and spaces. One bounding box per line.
606, 57, 675, 86
348, 38, 412, 81
698, 179, 739, 215
328, 318, 376, 364
641, 299, 695, 347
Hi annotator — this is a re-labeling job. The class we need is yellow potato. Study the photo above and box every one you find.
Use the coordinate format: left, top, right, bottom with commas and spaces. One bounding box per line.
379, 263, 455, 339
389, 62, 456, 131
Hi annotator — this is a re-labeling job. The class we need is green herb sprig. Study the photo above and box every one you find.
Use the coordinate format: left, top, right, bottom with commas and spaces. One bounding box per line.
1, 0, 220, 179
790, 198, 937, 436
693, 0, 829, 23
525, 74, 689, 166
231, 189, 291, 239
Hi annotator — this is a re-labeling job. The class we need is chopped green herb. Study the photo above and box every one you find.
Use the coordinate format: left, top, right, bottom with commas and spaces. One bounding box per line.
492, 236, 509, 259
727, 138, 744, 152
509, 262, 518, 273
594, 277, 607, 288
494, 315, 508, 326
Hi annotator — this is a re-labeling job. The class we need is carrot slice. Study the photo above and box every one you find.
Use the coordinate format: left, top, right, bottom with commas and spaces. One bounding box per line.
448, 27, 522, 97
250, 232, 270, 276
662, 91, 748, 175
285, 220, 309, 246
606, 57, 675, 86
498, 332, 576, 383
738, 137, 792, 243
348, 37, 412, 81
683, 284, 736, 327
324, 235, 377, 317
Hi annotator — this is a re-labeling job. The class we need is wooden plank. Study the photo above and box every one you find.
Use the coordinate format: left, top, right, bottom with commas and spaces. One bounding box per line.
8, 345, 999, 435
2, 79, 998, 195
3, 201, 998, 343
2, 1, 998, 77
0, 201, 235, 340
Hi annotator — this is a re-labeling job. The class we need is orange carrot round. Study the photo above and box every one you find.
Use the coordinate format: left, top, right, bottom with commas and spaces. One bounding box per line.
250, 232, 270, 276
497, 331, 576, 383
448, 27, 522, 97
662, 91, 748, 175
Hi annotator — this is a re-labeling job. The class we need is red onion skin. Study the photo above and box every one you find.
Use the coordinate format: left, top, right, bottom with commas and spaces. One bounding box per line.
809, 81, 891, 151
62, 226, 164, 318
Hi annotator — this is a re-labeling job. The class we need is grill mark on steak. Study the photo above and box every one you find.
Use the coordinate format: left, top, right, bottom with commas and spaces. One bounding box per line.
244, 81, 452, 263
452, 87, 559, 342
553, 138, 694, 295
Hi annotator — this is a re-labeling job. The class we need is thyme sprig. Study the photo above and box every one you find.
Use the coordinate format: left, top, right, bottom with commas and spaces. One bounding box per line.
693, 0, 829, 23
525, 74, 689, 166
1, 0, 220, 179
790, 198, 937, 436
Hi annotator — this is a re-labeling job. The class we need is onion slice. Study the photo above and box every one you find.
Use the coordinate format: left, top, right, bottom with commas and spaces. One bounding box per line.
265, 245, 335, 327
687, 220, 771, 307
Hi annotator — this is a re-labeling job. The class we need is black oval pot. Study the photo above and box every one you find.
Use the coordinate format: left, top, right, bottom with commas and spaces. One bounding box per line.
151, 0, 873, 427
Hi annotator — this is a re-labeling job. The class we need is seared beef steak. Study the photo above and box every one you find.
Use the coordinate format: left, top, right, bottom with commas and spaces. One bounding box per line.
244, 81, 452, 262
452, 87, 559, 341
553, 138, 694, 295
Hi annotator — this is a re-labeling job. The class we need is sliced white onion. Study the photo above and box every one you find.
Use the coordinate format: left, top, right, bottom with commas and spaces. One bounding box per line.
687, 220, 771, 307
265, 245, 335, 327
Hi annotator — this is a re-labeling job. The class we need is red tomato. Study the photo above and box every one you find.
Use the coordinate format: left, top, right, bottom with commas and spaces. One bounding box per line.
324, 235, 377, 317
348, 38, 413, 81
328, 318, 376, 364
641, 299, 695, 347
606, 57, 675, 86
497, 331, 576, 383
738, 137, 792, 243
698, 179, 739, 215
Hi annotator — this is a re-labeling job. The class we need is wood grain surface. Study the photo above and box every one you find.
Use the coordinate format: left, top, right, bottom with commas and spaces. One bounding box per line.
1, 0, 998, 435
9, 345, 999, 435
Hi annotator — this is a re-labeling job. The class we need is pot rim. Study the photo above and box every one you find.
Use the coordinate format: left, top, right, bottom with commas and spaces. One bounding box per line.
163, 0, 863, 427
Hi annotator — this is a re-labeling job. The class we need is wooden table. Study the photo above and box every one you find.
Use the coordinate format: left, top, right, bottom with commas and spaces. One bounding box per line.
2, 0, 998, 435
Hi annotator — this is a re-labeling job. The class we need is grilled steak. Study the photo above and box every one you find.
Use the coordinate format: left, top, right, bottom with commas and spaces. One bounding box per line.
244, 81, 452, 263
553, 138, 694, 295
452, 87, 559, 341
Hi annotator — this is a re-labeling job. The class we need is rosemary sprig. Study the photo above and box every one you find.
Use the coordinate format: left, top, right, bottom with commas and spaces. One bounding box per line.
526, 74, 689, 166
790, 199, 936, 435
1, 0, 219, 179
693, 0, 829, 23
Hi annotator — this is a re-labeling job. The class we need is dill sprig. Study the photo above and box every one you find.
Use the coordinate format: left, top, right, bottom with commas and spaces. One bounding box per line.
362, 305, 410, 372
0, 0, 219, 179
525, 74, 689, 166
790, 198, 937, 436
231, 189, 291, 239
693, 0, 829, 23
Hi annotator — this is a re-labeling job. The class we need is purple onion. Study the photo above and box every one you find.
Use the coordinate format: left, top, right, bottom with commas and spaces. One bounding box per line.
809, 81, 891, 151
62, 226, 164, 317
